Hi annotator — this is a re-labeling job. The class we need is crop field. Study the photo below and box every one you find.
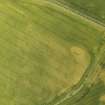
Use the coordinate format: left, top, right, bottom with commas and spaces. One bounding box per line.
0, 0, 105, 105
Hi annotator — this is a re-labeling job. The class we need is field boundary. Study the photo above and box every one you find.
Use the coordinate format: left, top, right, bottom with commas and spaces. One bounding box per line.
54, 0, 105, 28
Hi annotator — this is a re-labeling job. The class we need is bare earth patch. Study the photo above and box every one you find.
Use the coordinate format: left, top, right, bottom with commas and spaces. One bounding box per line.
100, 95, 105, 102
70, 46, 91, 85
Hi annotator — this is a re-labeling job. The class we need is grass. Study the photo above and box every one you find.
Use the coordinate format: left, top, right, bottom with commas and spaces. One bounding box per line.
0, 0, 105, 105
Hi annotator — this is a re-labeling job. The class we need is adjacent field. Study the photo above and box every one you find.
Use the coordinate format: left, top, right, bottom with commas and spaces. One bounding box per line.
56, 0, 105, 24
0, 0, 105, 105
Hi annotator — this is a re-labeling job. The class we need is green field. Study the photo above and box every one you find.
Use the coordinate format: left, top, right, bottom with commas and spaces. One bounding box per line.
0, 0, 105, 105
56, 0, 105, 24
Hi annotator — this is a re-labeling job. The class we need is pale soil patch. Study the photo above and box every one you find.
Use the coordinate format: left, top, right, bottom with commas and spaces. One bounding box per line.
70, 46, 91, 85
99, 70, 105, 83
71, 46, 90, 65
100, 95, 105, 102
57, 46, 91, 95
